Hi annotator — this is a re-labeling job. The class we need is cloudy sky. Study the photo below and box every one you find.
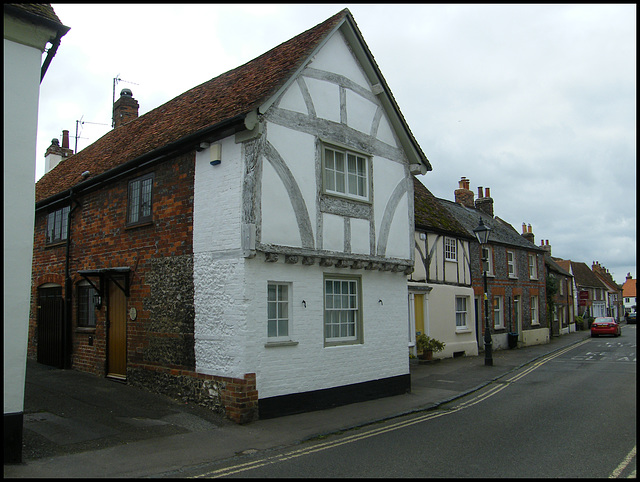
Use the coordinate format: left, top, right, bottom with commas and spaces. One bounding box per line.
37, 4, 636, 283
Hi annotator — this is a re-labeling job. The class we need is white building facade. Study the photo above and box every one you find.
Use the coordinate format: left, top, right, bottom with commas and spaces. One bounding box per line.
192, 17, 430, 416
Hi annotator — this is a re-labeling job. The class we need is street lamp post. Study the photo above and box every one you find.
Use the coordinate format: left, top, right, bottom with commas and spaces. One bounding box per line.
473, 218, 493, 367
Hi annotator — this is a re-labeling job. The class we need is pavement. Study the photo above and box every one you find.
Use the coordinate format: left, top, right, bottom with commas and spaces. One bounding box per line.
4, 328, 597, 478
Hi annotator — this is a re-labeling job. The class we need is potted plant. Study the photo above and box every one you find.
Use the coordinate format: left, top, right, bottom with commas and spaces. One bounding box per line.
416, 334, 445, 361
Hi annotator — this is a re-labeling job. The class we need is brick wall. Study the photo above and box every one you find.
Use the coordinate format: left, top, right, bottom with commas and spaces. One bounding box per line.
470, 242, 547, 337
30, 152, 195, 377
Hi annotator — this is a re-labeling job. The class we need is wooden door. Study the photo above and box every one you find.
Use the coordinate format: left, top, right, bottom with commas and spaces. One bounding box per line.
107, 280, 127, 379
37, 286, 64, 368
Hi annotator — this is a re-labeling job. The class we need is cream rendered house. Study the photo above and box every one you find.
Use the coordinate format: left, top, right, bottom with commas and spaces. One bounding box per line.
408, 178, 478, 359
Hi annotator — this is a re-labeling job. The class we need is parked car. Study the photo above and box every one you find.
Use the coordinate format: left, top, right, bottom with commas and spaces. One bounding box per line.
590, 317, 621, 337
627, 312, 636, 324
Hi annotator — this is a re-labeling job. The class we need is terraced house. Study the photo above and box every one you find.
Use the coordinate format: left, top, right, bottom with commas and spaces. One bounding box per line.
440, 179, 549, 349
28, 9, 431, 423
409, 177, 478, 359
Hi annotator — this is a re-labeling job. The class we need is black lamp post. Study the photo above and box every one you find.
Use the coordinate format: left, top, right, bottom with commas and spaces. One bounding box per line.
473, 217, 493, 366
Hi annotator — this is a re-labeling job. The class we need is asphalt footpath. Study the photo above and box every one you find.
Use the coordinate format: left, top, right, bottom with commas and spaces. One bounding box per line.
4, 328, 597, 478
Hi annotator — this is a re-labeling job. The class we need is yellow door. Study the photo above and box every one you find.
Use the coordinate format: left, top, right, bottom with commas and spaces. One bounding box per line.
107, 281, 127, 379
414, 294, 425, 337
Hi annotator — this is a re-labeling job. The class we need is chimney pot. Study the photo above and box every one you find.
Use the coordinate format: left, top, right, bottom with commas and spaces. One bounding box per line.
485, 187, 490, 198
528, 224, 532, 233
522, 223, 527, 234
62, 130, 70, 149
478, 187, 483, 198
454, 177, 474, 208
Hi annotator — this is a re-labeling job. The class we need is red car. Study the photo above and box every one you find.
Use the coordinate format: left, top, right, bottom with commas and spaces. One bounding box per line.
590, 317, 621, 337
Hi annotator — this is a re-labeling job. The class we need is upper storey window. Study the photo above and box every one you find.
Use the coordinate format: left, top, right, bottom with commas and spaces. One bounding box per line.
323, 144, 369, 202
127, 173, 154, 226
46, 205, 70, 244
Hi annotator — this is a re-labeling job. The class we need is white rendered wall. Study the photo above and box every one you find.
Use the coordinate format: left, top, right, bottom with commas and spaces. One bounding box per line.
192, 28, 416, 397
193, 136, 248, 377
263, 29, 412, 260
424, 283, 478, 359
3, 39, 41, 415
244, 258, 410, 399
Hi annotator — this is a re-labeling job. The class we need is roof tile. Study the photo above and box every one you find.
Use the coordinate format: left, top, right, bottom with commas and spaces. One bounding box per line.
35, 8, 348, 204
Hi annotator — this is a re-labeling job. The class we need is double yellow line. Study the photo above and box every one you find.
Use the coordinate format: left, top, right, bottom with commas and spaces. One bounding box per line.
196, 340, 591, 478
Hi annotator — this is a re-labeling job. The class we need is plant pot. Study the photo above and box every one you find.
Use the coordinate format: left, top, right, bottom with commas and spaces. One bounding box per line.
419, 350, 433, 361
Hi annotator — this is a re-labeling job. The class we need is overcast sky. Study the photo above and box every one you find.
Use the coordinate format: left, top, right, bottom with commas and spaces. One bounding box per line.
37, 4, 636, 284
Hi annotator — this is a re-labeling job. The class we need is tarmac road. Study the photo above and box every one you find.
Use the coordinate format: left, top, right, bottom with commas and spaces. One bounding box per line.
5, 327, 610, 478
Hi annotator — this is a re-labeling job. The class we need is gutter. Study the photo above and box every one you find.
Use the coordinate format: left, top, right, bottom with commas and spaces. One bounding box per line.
3, 5, 70, 83
35, 113, 248, 212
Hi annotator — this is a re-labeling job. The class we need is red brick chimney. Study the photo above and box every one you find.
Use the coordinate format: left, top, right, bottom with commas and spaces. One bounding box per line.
540, 239, 551, 254
475, 186, 494, 217
113, 88, 139, 128
522, 223, 535, 244
454, 177, 474, 208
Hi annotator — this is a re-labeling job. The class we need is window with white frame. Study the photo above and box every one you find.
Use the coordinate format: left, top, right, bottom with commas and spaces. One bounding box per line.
482, 246, 493, 275
445, 237, 457, 261
531, 295, 539, 324
267, 282, 291, 339
323, 144, 369, 201
559, 279, 564, 295
324, 276, 362, 345
528, 254, 537, 279
455, 296, 468, 329
507, 251, 517, 278
493, 295, 504, 329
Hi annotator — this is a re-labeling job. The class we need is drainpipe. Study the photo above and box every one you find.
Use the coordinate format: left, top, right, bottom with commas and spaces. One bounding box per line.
63, 189, 80, 369
40, 33, 62, 83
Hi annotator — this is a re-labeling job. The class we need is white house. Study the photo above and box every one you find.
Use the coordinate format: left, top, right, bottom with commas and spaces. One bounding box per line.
3, 3, 69, 463
192, 8, 431, 417
408, 177, 478, 359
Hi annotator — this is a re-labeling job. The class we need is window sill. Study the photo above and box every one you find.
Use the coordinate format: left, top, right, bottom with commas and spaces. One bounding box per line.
531, 322, 540, 326
76, 327, 96, 333
445, 259, 457, 263
125, 221, 154, 230
45, 240, 67, 248
455, 328, 472, 334
265, 340, 299, 348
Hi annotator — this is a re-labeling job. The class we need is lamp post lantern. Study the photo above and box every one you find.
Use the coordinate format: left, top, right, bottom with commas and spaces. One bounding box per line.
473, 218, 493, 366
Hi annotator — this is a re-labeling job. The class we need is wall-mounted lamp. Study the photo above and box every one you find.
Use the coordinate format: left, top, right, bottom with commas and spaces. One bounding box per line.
378, 299, 383, 305
210, 143, 222, 166
302, 300, 307, 308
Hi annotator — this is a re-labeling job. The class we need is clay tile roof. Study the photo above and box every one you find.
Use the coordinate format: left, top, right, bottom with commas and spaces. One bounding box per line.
622, 278, 636, 297
570, 261, 608, 289
35, 8, 349, 205
5, 3, 62, 24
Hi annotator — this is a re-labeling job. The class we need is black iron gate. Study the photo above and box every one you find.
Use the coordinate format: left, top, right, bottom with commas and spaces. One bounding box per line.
37, 286, 64, 368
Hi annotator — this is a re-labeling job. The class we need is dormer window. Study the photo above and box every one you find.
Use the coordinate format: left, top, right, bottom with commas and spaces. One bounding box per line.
322, 143, 370, 202
127, 173, 154, 226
